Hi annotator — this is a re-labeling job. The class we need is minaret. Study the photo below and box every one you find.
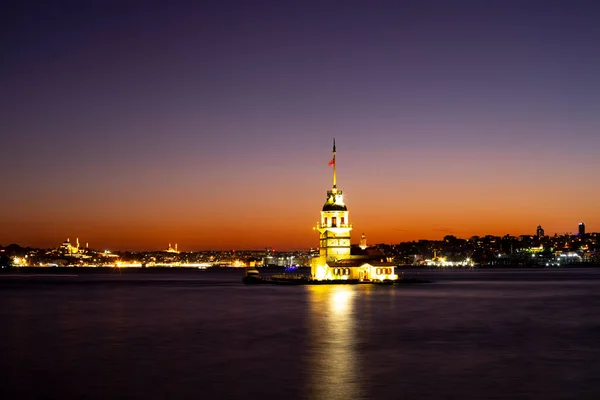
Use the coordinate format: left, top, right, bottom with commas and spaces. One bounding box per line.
332, 138, 337, 190
360, 233, 367, 250
316, 139, 352, 262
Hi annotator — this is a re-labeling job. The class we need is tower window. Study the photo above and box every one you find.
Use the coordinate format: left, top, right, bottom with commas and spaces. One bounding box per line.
332, 217, 337, 227
324, 217, 327, 226
341, 217, 345, 226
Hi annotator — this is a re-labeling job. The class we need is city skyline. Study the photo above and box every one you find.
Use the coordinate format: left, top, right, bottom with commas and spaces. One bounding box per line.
1, 219, 594, 252
2, 1, 599, 251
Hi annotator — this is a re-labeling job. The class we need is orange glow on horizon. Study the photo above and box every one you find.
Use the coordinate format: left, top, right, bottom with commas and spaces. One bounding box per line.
1, 145, 597, 251
1, 207, 596, 251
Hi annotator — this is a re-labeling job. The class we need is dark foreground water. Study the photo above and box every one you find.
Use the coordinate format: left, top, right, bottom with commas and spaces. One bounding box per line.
1, 268, 600, 400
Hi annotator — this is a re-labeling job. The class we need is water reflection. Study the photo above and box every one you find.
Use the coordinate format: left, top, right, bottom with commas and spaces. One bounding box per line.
307, 285, 363, 399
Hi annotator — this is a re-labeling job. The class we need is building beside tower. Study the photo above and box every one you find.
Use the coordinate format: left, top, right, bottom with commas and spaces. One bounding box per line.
310, 140, 397, 282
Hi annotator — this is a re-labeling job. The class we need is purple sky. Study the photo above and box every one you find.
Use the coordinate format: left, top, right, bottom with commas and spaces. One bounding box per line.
2, 1, 599, 250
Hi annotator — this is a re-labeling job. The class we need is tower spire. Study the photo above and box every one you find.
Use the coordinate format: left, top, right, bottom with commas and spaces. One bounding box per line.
332, 138, 337, 189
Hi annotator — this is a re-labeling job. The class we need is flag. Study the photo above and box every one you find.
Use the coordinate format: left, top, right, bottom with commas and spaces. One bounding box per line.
328, 158, 335, 167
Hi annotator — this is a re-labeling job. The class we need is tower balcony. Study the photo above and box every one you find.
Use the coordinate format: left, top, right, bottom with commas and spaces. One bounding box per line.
317, 223, 353, 229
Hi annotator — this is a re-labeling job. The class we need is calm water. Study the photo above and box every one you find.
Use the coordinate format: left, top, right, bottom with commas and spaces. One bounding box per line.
1, 268, 600, 400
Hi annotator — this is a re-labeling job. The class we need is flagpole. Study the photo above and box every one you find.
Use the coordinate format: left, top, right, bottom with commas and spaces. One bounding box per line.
332, 138, 337, 190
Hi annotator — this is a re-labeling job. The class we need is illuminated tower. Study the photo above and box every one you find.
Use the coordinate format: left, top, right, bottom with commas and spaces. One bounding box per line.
316, 139, 352, 262
360, 233, 367, 250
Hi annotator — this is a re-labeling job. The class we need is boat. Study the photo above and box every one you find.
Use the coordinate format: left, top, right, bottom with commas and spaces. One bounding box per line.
242, 269, 270, 284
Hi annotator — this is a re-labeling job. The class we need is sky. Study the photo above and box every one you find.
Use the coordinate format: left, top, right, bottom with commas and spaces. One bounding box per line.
2, 0, 599, 250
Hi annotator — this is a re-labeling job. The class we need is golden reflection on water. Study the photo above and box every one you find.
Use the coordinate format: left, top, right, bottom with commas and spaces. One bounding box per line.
307, 285, 363, 399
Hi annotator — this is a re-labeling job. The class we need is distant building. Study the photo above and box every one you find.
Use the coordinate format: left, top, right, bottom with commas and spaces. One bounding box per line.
579, 222, 586, 237
537, 225, 544, 238
59, 238, 85, 256
59, 238, 78, 255
165, 243, 179, 253
359, 233, 367, 250
54, 237, 91, 260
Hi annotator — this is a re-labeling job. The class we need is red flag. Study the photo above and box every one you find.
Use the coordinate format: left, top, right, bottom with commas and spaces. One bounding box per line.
328, 158, 335, 167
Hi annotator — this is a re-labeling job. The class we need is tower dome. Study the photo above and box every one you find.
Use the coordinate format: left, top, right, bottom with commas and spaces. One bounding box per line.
322, 190, 348, 211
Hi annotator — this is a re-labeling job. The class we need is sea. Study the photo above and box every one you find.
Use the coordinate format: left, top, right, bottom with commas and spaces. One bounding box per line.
1, 267, 600, 400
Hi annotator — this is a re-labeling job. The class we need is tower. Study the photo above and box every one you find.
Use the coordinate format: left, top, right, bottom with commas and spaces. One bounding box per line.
309, 140, 397, 282
316, 139, 352, 262
536, 225, 544, 238
360, 233, 367, 250
579, 222, 586, 237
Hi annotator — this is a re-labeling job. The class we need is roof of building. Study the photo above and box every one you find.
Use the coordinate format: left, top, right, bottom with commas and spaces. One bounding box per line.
327, 260, 366, 268
322, 203, 348, 211
365, 261, 397, 267
327, 260, 396, 268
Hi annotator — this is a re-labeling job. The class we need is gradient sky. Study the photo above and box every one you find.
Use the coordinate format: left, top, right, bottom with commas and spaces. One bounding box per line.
2, 0, 599, 250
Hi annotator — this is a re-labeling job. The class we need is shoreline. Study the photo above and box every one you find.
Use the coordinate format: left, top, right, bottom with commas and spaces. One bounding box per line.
2, 263, 600, 273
